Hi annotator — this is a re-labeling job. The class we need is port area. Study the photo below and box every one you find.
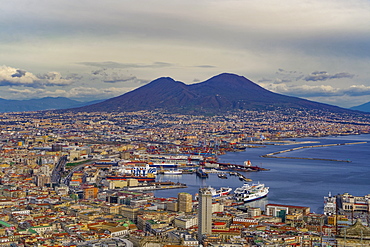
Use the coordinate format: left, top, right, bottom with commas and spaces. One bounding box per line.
126, 181, 187, 191
261, 141, 367, 162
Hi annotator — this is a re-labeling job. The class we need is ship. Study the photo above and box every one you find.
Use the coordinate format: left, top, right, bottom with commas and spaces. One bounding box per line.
218, 173, 228, 179
233, 182, 269, 202
163, 169, 182, 175
323, 192, 337, 216
196, 168, 208, 178
208, 186, 232, 198
107, 164, 156, 182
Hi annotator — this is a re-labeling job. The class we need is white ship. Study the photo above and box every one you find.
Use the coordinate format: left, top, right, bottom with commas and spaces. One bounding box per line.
323, 192, 336, 216
208, 186, 233, 198
163, 169, 182, 175
233, 182, 269, 202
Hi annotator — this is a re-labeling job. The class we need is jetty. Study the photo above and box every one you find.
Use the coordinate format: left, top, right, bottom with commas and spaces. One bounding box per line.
262, 142, 367, 162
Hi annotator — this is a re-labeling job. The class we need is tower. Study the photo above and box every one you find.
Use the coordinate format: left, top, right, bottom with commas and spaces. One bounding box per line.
178, 192, 192, 212
198, 187, 212, 241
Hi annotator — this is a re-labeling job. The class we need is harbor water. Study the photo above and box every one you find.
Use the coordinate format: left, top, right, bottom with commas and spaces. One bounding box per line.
154, 134, 370, 213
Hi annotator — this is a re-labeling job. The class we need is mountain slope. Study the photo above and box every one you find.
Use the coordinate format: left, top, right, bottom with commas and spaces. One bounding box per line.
350, 101, 370, 113
0, 97, 102, 113
70, 73, 363, 114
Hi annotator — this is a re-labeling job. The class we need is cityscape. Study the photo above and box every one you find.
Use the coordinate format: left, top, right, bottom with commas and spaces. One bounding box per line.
2, 1, 370, 246
0, 108, 369, 246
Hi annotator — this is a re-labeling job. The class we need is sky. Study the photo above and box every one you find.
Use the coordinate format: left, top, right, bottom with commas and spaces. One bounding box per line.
1, 0, 370, 108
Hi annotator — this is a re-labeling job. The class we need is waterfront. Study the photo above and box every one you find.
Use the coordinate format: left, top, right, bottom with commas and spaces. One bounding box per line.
154, 134, 370, 213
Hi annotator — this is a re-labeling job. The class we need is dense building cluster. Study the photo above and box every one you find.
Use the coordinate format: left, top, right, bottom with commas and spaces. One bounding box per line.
0, 109, 369, 246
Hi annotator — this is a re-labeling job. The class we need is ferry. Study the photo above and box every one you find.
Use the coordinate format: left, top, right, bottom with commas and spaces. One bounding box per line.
163, 169, 182, 175
233, 182, 269, 202
209, 186, 232, 198
108, 164, 156, 182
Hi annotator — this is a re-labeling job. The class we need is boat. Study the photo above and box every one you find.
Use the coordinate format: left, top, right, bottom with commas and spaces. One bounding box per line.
208, 186, 232, 198
196, 168, 208, 178
108, 164, 156, 182
323, 192, 336, 216
218, 173, 228, 179
233, 182, 269, 202
163, 169, 182, 175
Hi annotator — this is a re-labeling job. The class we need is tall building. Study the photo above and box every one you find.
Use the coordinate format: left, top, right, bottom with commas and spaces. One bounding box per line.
83, 185, 98, 200
36, 175, 51, 188
178, 192, 192, 212
198, 187, 212, 241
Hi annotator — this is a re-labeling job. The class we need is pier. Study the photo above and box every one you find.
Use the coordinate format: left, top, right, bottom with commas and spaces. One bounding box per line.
262, 142, 367, 162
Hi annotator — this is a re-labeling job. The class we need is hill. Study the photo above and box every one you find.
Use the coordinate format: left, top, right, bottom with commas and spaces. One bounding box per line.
0, 97, 103, 113
350, 101, 370, 113
69, 73, 365, 115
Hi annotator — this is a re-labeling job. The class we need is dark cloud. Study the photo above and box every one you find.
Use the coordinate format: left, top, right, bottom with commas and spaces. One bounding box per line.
103, 76, 137, 83
194, 65, 216, 68
304, 71, 355, 81
79, 61, 174, 69
11, 69, 27, 78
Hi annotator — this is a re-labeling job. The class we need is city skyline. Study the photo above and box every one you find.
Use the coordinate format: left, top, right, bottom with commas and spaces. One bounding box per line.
1, 0, 370, 108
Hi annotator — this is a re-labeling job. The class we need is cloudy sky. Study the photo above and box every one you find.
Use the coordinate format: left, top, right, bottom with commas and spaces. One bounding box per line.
1, 0, 370, 108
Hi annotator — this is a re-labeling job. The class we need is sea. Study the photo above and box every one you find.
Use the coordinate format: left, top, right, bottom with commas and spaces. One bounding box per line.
153, 134, 370, 213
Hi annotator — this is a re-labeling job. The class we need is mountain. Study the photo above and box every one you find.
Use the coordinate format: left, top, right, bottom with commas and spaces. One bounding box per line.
0, 97, 103, 113
69, 73, 364, 114
350, 101, 370, 113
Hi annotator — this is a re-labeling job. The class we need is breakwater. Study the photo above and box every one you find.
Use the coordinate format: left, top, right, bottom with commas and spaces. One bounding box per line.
261, 142, 367, 162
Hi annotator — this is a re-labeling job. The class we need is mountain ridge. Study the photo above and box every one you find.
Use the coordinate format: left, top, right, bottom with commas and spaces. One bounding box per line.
350, 101, 370, 113
0, 97, 104, 113
70, 73, 365, 115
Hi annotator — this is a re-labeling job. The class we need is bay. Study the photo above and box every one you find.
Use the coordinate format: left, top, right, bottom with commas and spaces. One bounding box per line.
154, 134, 370, 213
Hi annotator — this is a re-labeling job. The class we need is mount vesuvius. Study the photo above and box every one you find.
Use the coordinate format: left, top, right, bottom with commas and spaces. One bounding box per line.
69, 73, 363, 114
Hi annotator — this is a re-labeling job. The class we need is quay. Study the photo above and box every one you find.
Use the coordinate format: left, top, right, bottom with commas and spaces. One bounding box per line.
262, 142, 367, 162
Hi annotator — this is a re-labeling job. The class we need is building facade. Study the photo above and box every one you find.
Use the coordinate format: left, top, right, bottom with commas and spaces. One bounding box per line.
198, 187, 213, 241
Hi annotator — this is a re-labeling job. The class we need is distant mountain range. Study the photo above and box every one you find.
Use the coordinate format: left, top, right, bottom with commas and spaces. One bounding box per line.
70, 73, 366, 115
350, 101, 370, 113
0, 97, 103, 113
2, 73, 369, 114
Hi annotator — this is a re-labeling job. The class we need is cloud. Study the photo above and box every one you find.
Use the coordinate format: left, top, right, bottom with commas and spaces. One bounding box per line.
193, 65, 216, 68
266, 83, 370, 97
79, 61, 173, 69
90, 68, 148, 84
11, 69, 27, 78
304, 71, 355, 81
343, 85, 370, 96
0, 66, 73, 88
7, 86, 131, 100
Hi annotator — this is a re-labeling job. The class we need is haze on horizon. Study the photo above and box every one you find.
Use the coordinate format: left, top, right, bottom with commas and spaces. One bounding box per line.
1, 0, 370, 108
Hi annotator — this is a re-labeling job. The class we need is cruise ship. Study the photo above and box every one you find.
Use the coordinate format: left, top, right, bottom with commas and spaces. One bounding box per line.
233, 182, 269, 202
